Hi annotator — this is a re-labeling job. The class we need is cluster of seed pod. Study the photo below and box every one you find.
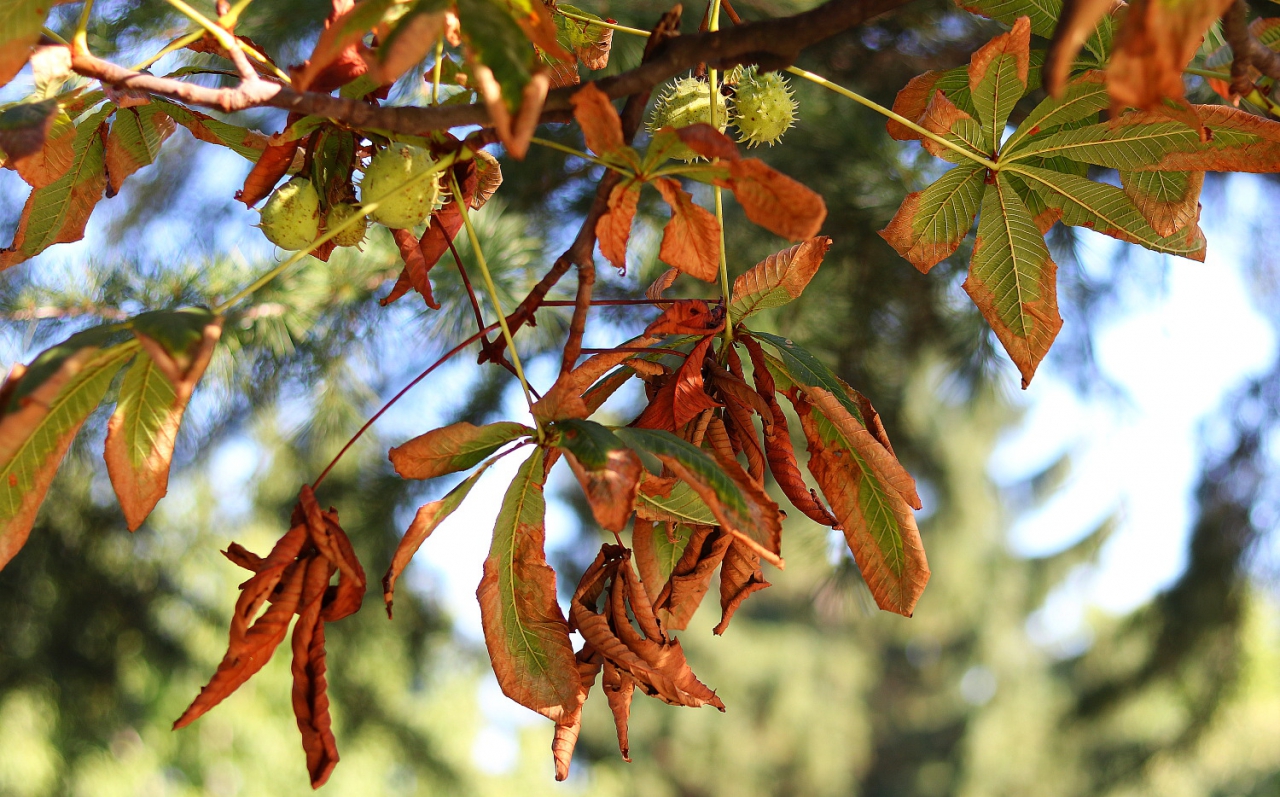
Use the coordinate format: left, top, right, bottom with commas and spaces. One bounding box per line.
647, 66, 798, 160
259, 143, 443, 251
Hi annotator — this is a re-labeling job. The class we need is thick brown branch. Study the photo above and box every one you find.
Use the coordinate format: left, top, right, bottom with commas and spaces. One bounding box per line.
1225, 0, 1280, 96
71, 0, 913, 135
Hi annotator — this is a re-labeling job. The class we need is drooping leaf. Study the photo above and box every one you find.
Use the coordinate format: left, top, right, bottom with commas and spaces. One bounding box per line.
0, 0, 51, 87
554, 419, 643, 533
796, 397, 929, 616
0, 105, 112, 271
477, 448, 581, 719
1106, 0, 1233, 111
235, 138, 300, 208
104, 104, 176, 196
295, 0, 394, 91
879, 164, 985, 274
714, 540, 769, 635
728, 237, 832, 320
595, 179, 641, 271
389, 421, 531, 480
366, 3, 449, 85
635, 474, 718, 527
0, 99, 66, 180
631, 519, 693, 604
615, 427, 783, 568
383, 459, 496, 615
965, 171, 1062, 388
652, 177, 721, 282
291, 553, 340, 788
0, 335, 136, 570
671, 336, 720, 429
652, 524, 730, 630
570, 82, 627, 159
104, 310, 222, 531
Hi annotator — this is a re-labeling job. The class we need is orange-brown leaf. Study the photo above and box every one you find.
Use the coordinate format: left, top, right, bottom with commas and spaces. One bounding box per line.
602, 660, 635, 761
571, 82, 625, 157
720, 158, 827, 241
1107, 0, 1233, 111
729, 237, 831, 320
291, 555, 340, 788
887, 70, 942, 140
654, 525, 731, 631
672, 336, 721, 429
236, 139, 299, 207
675, 123, 741, 162
644, 299, 723, 336
366, 11, 445, 85
653, 177, 721, 282
389, 227, 441, 310
595, 180, 640, 271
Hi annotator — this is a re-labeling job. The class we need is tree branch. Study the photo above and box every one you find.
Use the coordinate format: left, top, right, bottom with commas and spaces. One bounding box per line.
71, 0, 913, 134
1225, 0, 1280, 97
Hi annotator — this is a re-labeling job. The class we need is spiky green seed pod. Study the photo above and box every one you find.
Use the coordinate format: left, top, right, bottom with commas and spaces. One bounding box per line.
325, 202, 367, 248
731, 66, 797, 147
259, 176, 320, 250
360, 144, 443, 229
647, 76, 728, 162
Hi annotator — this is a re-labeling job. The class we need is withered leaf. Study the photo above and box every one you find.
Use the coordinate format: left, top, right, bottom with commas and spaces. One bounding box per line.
718, 158, 827, 242
644, 300, 724, 337
291, 553, 340, 788
554, 419, 643, 533
389, 421, 531, 480
728, 237, 832, 321
596, 179, 641, 271
571, 82, 626, 157
236, 139, 300, 207
654, 524, 731, 631
672, 336, 721, 429
714, 540, 770, 635
551, 645, 603, 781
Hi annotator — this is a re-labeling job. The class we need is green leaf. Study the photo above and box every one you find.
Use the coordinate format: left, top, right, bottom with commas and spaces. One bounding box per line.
967, 18, 1031, 150
965, 171, 1062, 388
0, 105, 112, 271
615, 427, 783, 568
130, 307, 218, 361
1004, 115, 1201, 170
0, 0, 50, 87
750, 332, 866, 423
154, 99, 270, 160
1009, 164, 1206, 259
477, 447, 580, 719
390, 421, 532, 480
954, 0, 1113, 63
104, 105, 176, 195
879, 163, 985, 274
728, 237, 832, 321
1002, 70, 1108, 155
636, 480, 717, 526
0, 340, 138, 570
456, 0, 537, 111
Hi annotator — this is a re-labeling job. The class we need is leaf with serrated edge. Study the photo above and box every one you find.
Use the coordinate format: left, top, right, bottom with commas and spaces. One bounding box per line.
968, 17, 1031, 152
653, 177, 720, 282
153, 100, 269, 160
1120, 169, 1203, 237
802, 387, 922, 510
477, 448, 581, 719
1010, 164, 1206, 259
105, 316, 222, 531
1002, 70, 1108, 154
0, 341, 136, 569
716, 159, 827, 241
965, 172, 1062, 388
616, 427, 783, 568
105, 105, 176, 195
880, 164, 985, 274
390, 421, 531, 480
0, 106, 111, 271
635, 479, 717, 526
729, 237, 832, 320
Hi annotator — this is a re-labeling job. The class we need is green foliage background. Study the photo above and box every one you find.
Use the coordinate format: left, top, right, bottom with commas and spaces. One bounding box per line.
3, 0, 1280, 794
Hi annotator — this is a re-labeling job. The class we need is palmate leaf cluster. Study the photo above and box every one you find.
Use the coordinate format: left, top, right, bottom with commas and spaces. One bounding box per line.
5, 0, 1280, 787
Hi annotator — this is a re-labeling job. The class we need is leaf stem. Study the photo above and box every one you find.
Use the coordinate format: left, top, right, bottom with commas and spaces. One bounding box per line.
312, 321, 501, 488
42, 26, 70, 46
130, 31, 204, 71
73, 0, 95, 52
556, 10, 651, 38
785, 66, 1000, 171
431, 37, 444, 104
450, 174, 541, 432
160, 0, 240, 56
213, 150, 459, 313
529, 136, 632, 174
708, 0, 733, 343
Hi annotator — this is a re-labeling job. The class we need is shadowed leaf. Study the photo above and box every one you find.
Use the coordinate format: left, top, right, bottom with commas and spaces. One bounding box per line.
555, 419, 643, 532
389, 421, 531, 480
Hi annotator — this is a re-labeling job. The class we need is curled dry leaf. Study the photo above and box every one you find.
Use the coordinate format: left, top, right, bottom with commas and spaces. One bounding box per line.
714, 540, 770, 635
672, 336, 722, 429
390, 228, 441, 310
645, 267, 681, 301
596, 179, 641, 271
473, 64, 550, 160
644, 299, 724, 336
236, 139, 300, 207
551, 645, 603, 781
555, 419, 644, 533
175, 485, 365, 788
571, 82, 626, 157
654, 524, 732, 630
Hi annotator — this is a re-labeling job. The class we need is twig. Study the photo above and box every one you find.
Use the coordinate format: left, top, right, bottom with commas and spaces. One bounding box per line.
312, 322, 500, 488
69, 0, 916, 136
1224, 0, 1280, 98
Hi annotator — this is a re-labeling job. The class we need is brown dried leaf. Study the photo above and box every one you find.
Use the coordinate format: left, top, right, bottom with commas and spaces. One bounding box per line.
672, 336, 721, 429
675, 123, 741, 162
291, 554, 340, 788
1107, 0, 1232, 111
472, 149, 503, 209
714, 540, 770, 635
390, 227, 441, 310
655, 525, 730, 631
602, 660, 635, 760
367, 11, 445, 85
729, 237, 831, 320
805, 387, 921, 509
644, 300, 723, 337
645, 268, 680, 301
887, 70, 943, 140
0, 101, 70, 185
551, 645, 603, 781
